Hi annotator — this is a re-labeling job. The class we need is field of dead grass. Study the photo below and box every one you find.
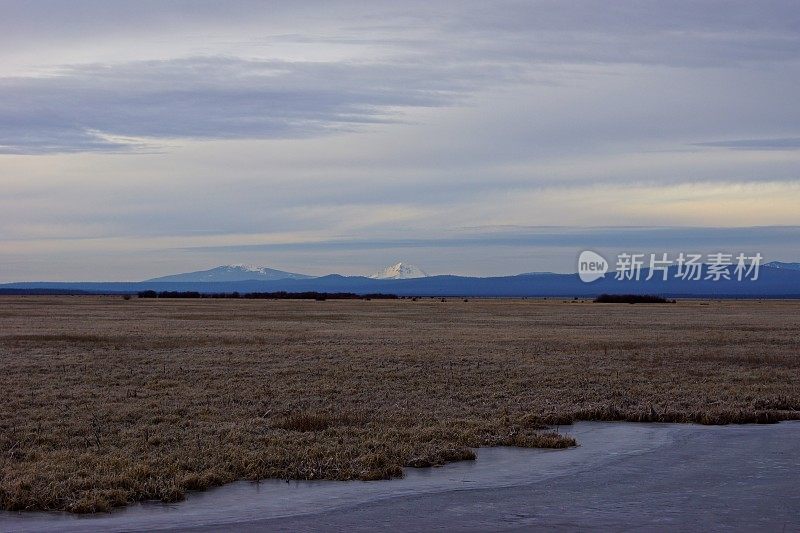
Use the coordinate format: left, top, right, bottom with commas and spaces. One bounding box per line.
0, 296, 798, 512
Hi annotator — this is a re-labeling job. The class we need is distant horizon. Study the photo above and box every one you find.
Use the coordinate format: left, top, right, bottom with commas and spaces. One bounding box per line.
2, 241, 798, 283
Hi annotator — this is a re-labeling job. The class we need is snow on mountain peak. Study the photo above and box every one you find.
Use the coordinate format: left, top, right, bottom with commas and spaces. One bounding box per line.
227, 264, 267, 273
369, 262, 428, 279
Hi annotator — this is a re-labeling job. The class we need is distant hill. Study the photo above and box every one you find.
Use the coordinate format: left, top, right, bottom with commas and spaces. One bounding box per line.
146, 264, 313, 282
0, 288, 93, 295
3, 265, 799, 298
764, 261, 800, 271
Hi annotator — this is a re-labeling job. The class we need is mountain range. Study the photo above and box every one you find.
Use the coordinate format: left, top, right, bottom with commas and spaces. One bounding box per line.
3, 262, 799, 297
146, 264, 312, 282
146, 262, 430, 282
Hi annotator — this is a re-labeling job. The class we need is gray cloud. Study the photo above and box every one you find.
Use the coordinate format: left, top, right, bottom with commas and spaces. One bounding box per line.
6, 1, 800, 67
693, 138, 800, 150
183, 226, 800, 253
2, 1, 800, 153
0, 57, 512, 154
444, 1, 800, 67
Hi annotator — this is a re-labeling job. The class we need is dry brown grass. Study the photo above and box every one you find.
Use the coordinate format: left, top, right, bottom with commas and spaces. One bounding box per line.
0, 296, 798, 512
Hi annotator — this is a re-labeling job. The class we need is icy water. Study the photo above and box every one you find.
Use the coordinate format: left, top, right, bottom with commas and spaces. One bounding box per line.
2, 421, 799, 532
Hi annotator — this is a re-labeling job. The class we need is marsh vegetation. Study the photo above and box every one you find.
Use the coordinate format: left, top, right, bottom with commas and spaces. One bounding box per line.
0, 297, 798, 512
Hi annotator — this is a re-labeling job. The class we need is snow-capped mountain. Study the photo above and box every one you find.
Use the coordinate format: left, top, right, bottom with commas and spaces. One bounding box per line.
369, 262, 428, 279
146, 264, 313, 282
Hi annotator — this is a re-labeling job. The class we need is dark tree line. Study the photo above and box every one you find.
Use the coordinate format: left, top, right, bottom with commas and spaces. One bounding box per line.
137, 290, 398, 300
594, 294, 675, 304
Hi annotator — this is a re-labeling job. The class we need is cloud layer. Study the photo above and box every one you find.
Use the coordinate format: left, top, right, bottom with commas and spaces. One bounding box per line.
0, 57, 506, 153
1, 1, 799, 280
2, 1, 800, 154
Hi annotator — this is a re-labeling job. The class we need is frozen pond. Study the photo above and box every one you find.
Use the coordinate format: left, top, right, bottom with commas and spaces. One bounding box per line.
2, 421, 799, 531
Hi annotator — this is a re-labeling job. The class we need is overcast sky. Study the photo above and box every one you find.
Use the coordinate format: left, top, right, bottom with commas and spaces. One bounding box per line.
1, 1, 799, 280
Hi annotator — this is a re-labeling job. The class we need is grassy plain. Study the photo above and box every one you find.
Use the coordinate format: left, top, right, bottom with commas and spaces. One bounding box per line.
1, 296, 798, 512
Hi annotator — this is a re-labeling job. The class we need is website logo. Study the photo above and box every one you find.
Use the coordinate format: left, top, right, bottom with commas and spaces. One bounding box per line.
578, 250, 609, 282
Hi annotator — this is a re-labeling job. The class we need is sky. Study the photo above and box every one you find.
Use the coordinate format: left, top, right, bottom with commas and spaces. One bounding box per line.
1, 0, 799, 281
